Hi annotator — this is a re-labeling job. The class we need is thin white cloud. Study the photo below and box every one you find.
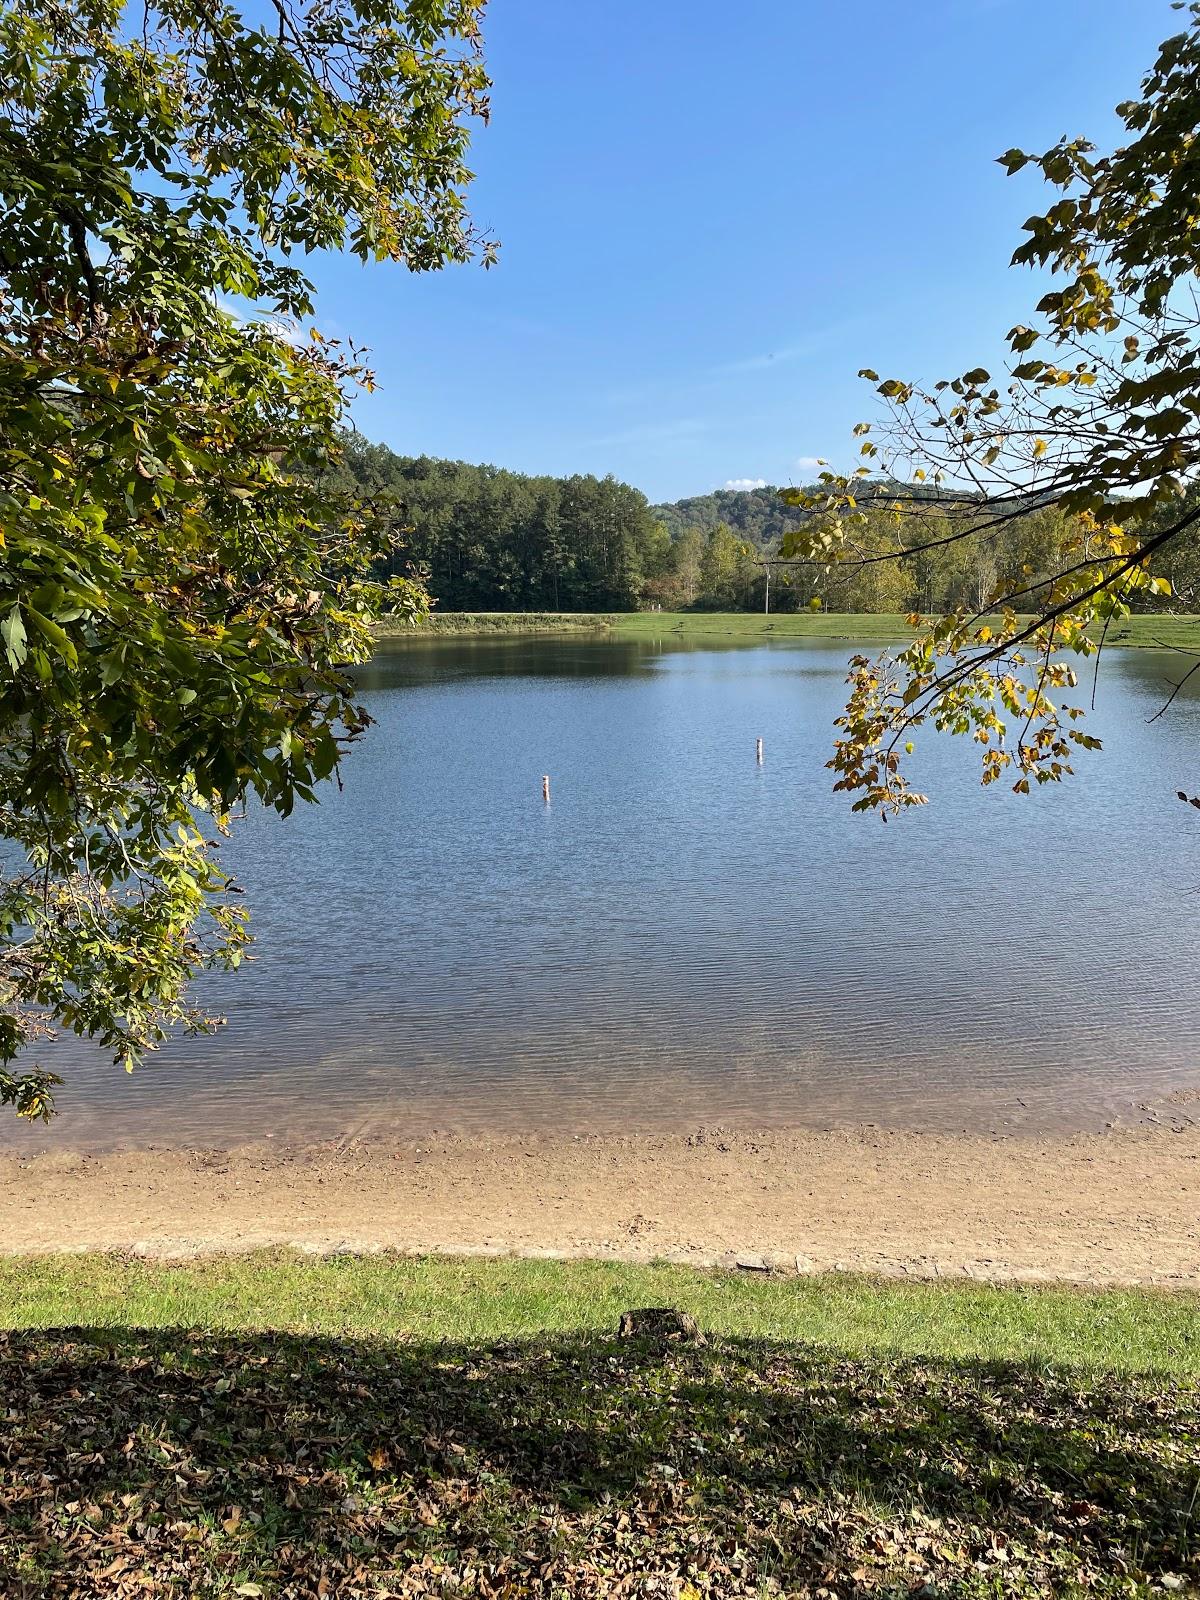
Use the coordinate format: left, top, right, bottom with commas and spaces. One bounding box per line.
724, 477, 768, 492
587, 417, 709, 449
602, 318, 864, 411
794, 456, 824, 470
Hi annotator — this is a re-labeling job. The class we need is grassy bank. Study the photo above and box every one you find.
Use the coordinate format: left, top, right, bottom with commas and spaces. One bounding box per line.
385, 609, 1200, 647
379, 610, 616, 636
1, 1257, 1197, 1598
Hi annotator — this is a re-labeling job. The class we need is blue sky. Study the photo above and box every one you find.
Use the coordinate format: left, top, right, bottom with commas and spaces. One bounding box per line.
312, 0, 1176, 504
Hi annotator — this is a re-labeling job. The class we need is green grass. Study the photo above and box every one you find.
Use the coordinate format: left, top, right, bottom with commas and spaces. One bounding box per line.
617, 610, 1200, 647
611, 610, 919, 641
389, 608, 1200, 646
1103, 612, 1200, 648
1, 1257, 1198, 1598
1, 1252, 1197, 1373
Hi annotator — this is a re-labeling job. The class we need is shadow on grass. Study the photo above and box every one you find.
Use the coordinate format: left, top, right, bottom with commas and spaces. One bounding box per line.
1, 1327, 1197, 1596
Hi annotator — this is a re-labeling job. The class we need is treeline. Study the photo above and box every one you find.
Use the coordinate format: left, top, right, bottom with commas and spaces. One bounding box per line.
336, 438, 1200, 616
337, 438, 662, 611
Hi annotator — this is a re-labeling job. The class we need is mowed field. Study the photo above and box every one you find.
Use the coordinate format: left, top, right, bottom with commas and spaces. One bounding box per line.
392, 609, 1200, 649
613, 611, 1200, 648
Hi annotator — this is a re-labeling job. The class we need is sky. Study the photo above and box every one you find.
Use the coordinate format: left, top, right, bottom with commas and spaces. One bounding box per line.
308, 0, 1178, 504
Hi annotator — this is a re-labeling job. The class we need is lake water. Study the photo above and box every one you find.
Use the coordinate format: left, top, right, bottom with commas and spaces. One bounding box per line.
9, 632, 1200, 1150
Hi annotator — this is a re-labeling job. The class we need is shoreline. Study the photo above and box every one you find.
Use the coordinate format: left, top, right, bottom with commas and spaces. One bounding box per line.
3, 1122, 1198, 1287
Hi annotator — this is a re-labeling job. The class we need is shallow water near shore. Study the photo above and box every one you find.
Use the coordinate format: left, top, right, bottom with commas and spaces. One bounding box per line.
9, 633, 1200, 1152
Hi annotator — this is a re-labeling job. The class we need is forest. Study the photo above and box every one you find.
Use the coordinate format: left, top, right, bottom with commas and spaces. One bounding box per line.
342, 436, 1200, 617
338, 437, 659, 612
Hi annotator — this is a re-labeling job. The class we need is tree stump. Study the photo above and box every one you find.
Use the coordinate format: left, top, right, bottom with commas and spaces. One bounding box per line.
617, 1307, 705, 1345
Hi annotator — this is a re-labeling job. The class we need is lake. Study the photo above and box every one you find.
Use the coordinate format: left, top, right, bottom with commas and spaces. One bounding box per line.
9, 632, 1200, 1150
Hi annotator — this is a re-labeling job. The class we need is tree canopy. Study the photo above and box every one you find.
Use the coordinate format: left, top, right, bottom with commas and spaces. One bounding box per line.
0, 0, 491, 1116
781, 3, 1200, 815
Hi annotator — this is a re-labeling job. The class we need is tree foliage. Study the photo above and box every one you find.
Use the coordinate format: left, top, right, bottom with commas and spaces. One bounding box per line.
781, 4, 1200, 815
0, 0, 491, 1115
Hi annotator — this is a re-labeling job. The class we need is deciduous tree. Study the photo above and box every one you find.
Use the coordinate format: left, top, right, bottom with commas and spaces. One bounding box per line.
0, 0, 491, 1115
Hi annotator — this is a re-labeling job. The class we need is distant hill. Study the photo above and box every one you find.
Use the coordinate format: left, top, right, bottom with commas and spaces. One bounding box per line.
649, 479, 979, 550
650, 485, 805, 550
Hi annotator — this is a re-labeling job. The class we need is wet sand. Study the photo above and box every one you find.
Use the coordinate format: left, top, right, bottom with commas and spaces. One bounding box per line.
2, 1123, 1199, 1286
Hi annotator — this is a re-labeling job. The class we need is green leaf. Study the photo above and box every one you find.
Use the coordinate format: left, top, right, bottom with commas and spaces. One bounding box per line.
0, 606, 27, 671
997, 147, 1029, 174
26, 607, 77, 667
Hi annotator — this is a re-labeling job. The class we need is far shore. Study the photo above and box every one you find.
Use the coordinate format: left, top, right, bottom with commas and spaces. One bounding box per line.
3, 1123, 1198, 1287
373, 608, 1200, 648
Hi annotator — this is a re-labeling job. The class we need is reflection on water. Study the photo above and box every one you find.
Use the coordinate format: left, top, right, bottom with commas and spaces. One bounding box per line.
8, 634, 1200, 1150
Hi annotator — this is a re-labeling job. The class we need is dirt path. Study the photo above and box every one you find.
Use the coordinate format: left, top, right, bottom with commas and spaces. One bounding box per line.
2, 1124, 1199, 1285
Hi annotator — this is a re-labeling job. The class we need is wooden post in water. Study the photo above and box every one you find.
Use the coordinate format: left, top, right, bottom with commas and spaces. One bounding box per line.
756, 738, 763, 764
542, 774, 551, 803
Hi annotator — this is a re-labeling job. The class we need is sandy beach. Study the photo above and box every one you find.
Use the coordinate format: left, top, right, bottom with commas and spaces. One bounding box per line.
2, 1122, 1198, 1285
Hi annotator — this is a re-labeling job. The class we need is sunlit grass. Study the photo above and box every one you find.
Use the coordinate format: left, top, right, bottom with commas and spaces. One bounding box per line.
610, 610, 917, 640
1, 1252, 1196, 1373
